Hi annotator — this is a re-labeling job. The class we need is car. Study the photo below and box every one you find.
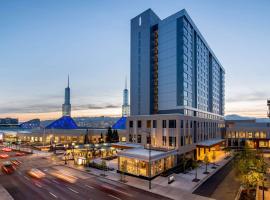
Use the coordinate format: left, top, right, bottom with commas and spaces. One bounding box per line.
2, 148, 12, 152
1, 161, 15, 174
15, 152, 25, 156
27, 168, 46, 179
0, 154, 9, 159
50, 171, 77, 183
10, 159, 21, 166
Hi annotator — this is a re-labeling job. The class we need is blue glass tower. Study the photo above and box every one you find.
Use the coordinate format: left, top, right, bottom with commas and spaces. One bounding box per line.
130, 9, 225, 119
62, 76, 71, 116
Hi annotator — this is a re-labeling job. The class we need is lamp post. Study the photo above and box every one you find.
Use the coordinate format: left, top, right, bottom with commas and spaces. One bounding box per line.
143, 129, 152, 190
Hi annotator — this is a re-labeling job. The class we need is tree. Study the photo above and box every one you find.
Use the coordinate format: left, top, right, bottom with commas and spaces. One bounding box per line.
211, 151, 217, 168
112, 130, 119, 142
203, 154, 210, 174
99, 133, 104, 143
101, 159, 107, 176
192, 160, 200, 182
224, 147, 231, 158
234, 146, 268, 197
106, 127, 113, 143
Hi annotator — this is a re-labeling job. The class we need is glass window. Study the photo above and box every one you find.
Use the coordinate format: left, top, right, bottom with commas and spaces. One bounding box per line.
147, 120, 151, 128
162, 120, 166, 128
137, 120, 142, 128
129, 121, 133, 128
169, 120, 176, 128
153, 120, 157, 128
137, 135, 141, 143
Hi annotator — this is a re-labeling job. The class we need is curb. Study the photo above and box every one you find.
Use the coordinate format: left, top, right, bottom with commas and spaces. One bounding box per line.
192, 156, 234, 193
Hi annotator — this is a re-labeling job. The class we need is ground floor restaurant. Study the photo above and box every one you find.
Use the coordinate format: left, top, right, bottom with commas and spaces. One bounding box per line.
117, 148, 177, 178
196, 139, 226, 162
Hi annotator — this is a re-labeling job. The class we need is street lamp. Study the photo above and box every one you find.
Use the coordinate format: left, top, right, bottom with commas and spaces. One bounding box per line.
143, 129, 152, 190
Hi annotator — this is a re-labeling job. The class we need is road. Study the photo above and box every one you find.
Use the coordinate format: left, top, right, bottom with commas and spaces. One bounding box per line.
193, 159, 240, 199
0, 148, 170, 200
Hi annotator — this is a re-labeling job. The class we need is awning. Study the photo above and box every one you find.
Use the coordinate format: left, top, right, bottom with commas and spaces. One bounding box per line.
196, 139, 225, 148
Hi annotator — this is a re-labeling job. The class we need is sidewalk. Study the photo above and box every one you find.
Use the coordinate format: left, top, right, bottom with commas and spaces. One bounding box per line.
58, 158, 219, 200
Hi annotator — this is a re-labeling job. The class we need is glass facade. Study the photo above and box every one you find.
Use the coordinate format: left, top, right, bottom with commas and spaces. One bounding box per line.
118, 155, 175, 178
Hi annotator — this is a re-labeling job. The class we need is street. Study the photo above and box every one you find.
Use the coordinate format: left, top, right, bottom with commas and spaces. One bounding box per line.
0, 150, 170, 200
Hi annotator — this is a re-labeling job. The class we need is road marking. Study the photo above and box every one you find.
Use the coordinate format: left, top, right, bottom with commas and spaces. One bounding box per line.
24, 176, 30, 181
35, 183, 42, 188
52, 180, 59, 184
85, 184, 94, 189
49, 192, 58, 198
18, 171, 22, 175
68, 187, 79, 194
108, 195, 122, 200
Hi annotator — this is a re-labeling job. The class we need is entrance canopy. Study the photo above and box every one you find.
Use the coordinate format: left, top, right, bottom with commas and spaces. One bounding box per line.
196, 138, 225, 148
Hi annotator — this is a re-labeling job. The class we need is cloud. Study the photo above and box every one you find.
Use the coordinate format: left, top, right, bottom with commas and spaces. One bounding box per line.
226, 91, 270, 103
0, 103, 120, 114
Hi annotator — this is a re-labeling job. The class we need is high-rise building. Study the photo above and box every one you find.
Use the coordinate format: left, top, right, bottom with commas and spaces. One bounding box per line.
130, 9, 225, 118
122, 78, 130, 116
122, 9, 226, 177
62, 76, 71, 116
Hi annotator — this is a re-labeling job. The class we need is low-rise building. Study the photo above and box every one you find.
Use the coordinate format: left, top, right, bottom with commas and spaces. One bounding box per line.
225, 119, 270, 149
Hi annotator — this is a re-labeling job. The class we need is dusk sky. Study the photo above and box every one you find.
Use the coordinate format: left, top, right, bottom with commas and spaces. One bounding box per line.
0, 0, 269, 121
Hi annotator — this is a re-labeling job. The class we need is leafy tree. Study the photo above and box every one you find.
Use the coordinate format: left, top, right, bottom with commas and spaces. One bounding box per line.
203, 154, 210, 174
192, 160, 200, 182
212, 151, 217, 168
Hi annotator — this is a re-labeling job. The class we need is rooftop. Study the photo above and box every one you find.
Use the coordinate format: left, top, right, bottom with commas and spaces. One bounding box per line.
197, 138, 225, 147
118, 148, 177, 162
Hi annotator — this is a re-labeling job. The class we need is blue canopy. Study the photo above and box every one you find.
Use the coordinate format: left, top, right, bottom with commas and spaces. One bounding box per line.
112, 117, 126, 130
46, 116, 78, 129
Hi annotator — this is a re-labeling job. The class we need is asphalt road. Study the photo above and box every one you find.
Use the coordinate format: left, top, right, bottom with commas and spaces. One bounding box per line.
193, 158, 240, 199
0, 149, 170, 200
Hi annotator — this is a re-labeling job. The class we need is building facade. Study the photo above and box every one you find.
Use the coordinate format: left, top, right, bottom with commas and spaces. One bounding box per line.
130, 9, 225, 117
225, 119, 270, 149
120, 9, 226, 177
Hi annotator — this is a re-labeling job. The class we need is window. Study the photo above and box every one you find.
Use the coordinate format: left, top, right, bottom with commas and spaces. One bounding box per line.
181, 136, 184, 146
153, 120, 157, 128
137, 135, 141, 143
129, 134, 132, 142
139, 16, 142, 26
147, 136, 151, 144
162, 120, 167, 128
169, 136, 176, 147
181, 120, 184, 128
129, 121, 133, 128
147, 120, 151, 128
169, 120, 176, 128
137, 120, 142, 128
162, 136, 166, 146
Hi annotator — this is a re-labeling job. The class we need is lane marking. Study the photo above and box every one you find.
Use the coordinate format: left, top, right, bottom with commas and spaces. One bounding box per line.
85, 184, 94, 189
24, 176, 30, 181
52, 180, 59, 184
49, 192, 58, 198
18, 171, 22, 175
108, 195, 122, 200
35, 183, 42, 188
68, 187, 79, 194
102, 185, 132, 197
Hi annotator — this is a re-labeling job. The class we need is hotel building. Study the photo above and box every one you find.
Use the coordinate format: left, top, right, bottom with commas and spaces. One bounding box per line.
119, 9, 225, 178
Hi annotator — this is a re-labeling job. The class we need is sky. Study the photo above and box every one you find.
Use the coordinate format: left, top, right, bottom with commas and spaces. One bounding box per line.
0, 0, 269, 121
